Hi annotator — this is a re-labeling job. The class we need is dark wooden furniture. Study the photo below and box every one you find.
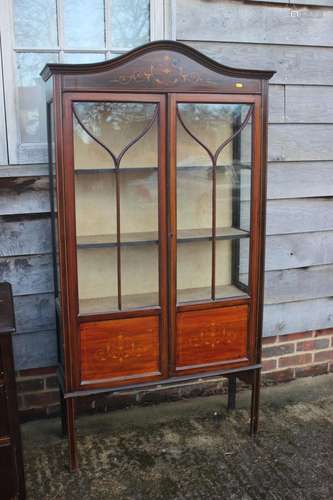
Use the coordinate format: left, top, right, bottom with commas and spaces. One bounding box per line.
0, 283, 25, 499
41, 40, 274, 470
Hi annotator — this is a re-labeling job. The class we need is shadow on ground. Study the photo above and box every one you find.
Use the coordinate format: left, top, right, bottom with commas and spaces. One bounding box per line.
22, 374, 333, 499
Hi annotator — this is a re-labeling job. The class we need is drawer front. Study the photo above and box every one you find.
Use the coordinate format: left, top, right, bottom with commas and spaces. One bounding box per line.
80, 315, 161, 385
0, 385, 9, 437
0, 444, 17, 500
175, 305, 249, 372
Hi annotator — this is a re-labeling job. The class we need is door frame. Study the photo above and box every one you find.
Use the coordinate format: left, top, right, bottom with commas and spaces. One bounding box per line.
62, 92, 169, 389
167, 93, 262, 375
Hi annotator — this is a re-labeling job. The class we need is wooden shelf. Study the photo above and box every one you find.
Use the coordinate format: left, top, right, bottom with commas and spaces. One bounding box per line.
75, 167, 158, 174
177, 162, 251, 171
177, 284, 248, 304
74, 163, 250, 175
79, 284, 248, 314
80, 291, 159, 314
77, 227, 249, 249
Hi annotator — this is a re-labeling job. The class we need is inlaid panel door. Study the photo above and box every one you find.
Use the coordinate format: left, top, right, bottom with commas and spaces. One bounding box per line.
168, 94, 261, 375
63, 93, 168, 388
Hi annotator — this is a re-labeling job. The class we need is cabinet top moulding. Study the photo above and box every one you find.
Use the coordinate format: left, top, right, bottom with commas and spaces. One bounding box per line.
40, 40, 275, 94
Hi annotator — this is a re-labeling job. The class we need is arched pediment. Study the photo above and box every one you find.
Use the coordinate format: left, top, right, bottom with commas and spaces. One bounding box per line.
41, 40, 275, 93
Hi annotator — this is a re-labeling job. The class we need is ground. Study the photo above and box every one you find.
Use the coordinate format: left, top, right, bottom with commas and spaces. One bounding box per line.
22, 374, 333, 499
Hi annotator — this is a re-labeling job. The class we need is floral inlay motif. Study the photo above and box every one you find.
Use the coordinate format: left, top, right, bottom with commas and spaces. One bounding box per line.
93, 330, 152, 365
190, 322, 238, 350
110, 55, 207, 87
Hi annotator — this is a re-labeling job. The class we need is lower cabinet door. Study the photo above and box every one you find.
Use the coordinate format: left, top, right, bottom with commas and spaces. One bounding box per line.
80, 315, 162, 386
0, 444, 17, 500
175, 304, 249, 373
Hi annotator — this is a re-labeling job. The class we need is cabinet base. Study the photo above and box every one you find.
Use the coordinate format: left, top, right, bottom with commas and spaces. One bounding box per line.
59, 365, 261, 471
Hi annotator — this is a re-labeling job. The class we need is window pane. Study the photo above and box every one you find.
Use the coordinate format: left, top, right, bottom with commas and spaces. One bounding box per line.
111, 0, 150, 48
16, 52, 58, 143
64, 0, 105, 48
14, 0, 57, 48
63, 53, 106, 64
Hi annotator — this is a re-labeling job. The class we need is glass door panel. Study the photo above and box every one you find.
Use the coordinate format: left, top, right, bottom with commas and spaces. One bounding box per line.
73, 99, 160, 314
175, 100, 253, 304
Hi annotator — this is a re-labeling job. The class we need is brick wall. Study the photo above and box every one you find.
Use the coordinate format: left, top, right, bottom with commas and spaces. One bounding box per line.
16, 328, 333, 422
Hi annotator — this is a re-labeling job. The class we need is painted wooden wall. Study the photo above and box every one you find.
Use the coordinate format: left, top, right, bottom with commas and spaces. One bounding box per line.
2, 0, 333, 369
177, 0, 333, 337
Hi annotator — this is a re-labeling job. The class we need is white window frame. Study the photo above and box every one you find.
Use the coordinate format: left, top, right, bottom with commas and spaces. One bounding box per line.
0, 0, 175, 166
0, 34, 9, 165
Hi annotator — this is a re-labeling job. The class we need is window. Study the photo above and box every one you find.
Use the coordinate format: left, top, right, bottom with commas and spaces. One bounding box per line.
0, 0, 174, 165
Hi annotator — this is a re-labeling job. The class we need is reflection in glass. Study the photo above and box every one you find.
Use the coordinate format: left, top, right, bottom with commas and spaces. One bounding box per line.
77, 248, 118, 314
120, 171, 158, 235
73, 101, 159, 314
16, 52, 58, 143
177, 169, 212, 231
176, 102, 253, 302
122, 244, 159, 308
111, 0, 150, 48
177, 241, 212, 303
73, 102, 157, 166
75, 173, 116, 239
14, 0, 57, 48
63, 0, 105, 49
63, 53, 105, 64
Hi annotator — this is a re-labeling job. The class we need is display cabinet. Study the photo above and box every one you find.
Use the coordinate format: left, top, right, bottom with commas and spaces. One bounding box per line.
41, 41, 274, 470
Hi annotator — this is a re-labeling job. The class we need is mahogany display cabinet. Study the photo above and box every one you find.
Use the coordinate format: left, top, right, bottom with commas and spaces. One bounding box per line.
41, 40, 274, 470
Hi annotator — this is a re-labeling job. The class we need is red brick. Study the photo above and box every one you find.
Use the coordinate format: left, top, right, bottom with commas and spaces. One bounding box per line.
263, 343, 294, 358
45, 376, 59, 389
315, 328, 333, 337
279, 353, 312, 368
23, 390, 60, 408
262, 368, 294, 384
314, 350, 333, 363
278, 331, 313, 343
296, 338, 330, 352
262, 359, 277, 372
295, 363, 328, 378
16, 377, 44, 393
262, 336, 277, 345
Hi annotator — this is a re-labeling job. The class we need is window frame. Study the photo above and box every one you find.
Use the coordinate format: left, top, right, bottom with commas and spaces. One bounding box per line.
0, 0, 175, 166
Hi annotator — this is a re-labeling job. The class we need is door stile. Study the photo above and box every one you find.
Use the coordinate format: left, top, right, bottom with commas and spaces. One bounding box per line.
246, 95, 262, 363
63, 92, 169, 388
157, 96, 169, 379
167, 94, 178, 376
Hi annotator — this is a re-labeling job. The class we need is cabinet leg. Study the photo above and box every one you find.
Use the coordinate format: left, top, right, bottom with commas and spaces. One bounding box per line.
227, 374, 237, 410
250, 368, 261, 436
60, 389, 68, 437
66, 398, 78, 471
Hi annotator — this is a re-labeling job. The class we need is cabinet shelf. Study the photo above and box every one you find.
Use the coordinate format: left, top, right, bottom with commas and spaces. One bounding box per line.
74, 163, 251, 175
178, 284, 248, 303
177, 162, 251, 171
77, 227, 249, 249
75, 167, 158, 174
79, 284, 248, 314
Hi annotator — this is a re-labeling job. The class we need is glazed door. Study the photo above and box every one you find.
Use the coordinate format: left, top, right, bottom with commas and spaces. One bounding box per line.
63, 93, 168, 388
169, 94, 261, 375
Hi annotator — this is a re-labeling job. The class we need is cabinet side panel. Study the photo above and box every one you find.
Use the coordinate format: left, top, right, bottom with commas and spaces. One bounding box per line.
80, 316, 160, 383
175, 305, 248, 371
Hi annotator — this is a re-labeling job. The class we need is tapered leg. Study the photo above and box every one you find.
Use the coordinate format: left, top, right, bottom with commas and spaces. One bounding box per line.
60, 388, 68, 437
66, 397, 78, 471
227, 374, 237, 410
250, 368, 261, 436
